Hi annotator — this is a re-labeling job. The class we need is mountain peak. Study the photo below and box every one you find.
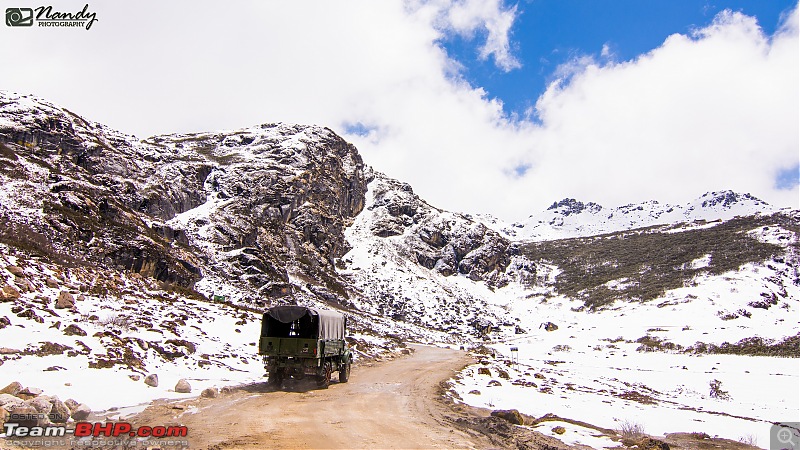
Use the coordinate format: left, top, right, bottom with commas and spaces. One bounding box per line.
546, 198, 603, 217
696, 190, 768, 209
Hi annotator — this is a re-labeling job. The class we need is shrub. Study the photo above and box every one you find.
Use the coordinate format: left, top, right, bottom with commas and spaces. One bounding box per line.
709, 379, 730, 400
617, 420, 645, 440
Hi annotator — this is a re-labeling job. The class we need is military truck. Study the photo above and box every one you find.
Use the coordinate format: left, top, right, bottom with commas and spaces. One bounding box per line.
259, 306, 352, 387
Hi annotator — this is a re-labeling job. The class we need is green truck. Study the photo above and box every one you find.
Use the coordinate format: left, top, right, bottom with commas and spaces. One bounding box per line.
259, 306, 352, 387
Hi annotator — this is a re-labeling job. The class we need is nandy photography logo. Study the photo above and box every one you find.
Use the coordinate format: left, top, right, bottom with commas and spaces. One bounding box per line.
6, 4, 97, 30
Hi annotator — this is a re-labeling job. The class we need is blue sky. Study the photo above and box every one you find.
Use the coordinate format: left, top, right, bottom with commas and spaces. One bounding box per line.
1, 1, 797, 219
441, 0, 798, 122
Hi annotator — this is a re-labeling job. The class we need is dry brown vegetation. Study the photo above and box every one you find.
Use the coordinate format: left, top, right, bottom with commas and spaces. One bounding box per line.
521, 214, 796, 309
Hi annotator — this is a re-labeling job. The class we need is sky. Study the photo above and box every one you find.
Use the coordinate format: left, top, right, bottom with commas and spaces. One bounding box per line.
0, 0, 797, 220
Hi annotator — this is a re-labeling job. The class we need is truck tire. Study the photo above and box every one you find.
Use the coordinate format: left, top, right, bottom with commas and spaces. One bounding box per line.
317, 362, 332, 388
339, 362, 351, 383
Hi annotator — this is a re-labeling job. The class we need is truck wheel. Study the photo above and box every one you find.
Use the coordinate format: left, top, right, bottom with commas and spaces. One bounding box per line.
339, 362, 351, 383
317, 362, 332, 388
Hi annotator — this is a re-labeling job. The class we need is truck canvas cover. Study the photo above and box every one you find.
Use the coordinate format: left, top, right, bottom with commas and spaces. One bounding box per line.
264, 306, 345, 340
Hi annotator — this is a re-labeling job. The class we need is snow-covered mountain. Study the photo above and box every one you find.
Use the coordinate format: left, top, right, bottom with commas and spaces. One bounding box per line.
479, 192, 779, 241
0, 92, 797, 446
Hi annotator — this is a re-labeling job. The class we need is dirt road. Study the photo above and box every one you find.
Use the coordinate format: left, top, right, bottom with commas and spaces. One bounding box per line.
130, 345, 493, 449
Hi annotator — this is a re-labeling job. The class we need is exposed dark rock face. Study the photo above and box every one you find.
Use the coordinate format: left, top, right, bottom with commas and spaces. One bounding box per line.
367, 175, 513, 284
547, 198, 602, 216
0, 92, 367, 306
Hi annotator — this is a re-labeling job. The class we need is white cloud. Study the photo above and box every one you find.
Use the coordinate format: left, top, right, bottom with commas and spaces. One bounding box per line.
419, 0, 521, 71
0, 2, 796, 221
522, 8, 799, 214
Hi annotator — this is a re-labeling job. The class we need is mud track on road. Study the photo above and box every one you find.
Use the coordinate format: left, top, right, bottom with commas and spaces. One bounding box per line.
129, 345, 481, 449
129, 344, 579, 449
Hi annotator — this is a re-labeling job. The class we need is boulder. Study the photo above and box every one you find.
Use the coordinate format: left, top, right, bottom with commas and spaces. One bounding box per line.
0, 285, 20, 301
175, 379, 192, 393
70, 403, 91, 421
0, 393, 25, 412
0, 407, 8, 429
0, 381, 22, 396
201, 387, 218, 398
48, 397, 70, 423
552, 426, 566, 435
45, 278, 59, 288
64, 398, 80, 411
6, 266, 24, 277
19, 387, 43, 396
637, 437, 670, 450
490, 409, 525, 425
8, 405, 46, 427
144, 374, 159, 387
55, 291, 75, 309
477, 367, 491, 376
25, 397, 53, 415
63, 324, 87, 336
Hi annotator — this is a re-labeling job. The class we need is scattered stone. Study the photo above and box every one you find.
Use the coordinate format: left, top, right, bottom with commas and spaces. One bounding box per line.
0, 381, 23, 396
541, 321, 559, 332
44, 366, 67, 371
0, 347, 21, 355
0, 407, 8, 429
637, 437, 670, 450
490, 409, 524, 425
63, 324, 87, 336
25, 397, 53, 415
19, 387, 43, 397
129, 374, 141, 381
45, 278, 59, 288
220, 387, 233, 395
49, 397, 70, 423
468, 390, 481, 395
175, 379, 192, 393
8, 405, 45, 427
552, 426, 566, 435
64, 399, 79, 411
0, 393, 25, 411
77, 294, 86, 301
497, 369, 510, 379
201, 387, 218, 398
50, 320, 61, 329
477, 367, 491, 376
56, 291, 75, 309
488, 380, 502, 387
1, 285, 21, 301
70, 403, 91, 421
14, 277, 32, 292
534, 373, 545, 379
0, 316, 10, 329
144, 374, 159, 387
6, 266, 24, 277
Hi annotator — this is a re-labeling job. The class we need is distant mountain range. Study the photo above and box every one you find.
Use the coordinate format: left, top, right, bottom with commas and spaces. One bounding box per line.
476, 190, 779, 241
